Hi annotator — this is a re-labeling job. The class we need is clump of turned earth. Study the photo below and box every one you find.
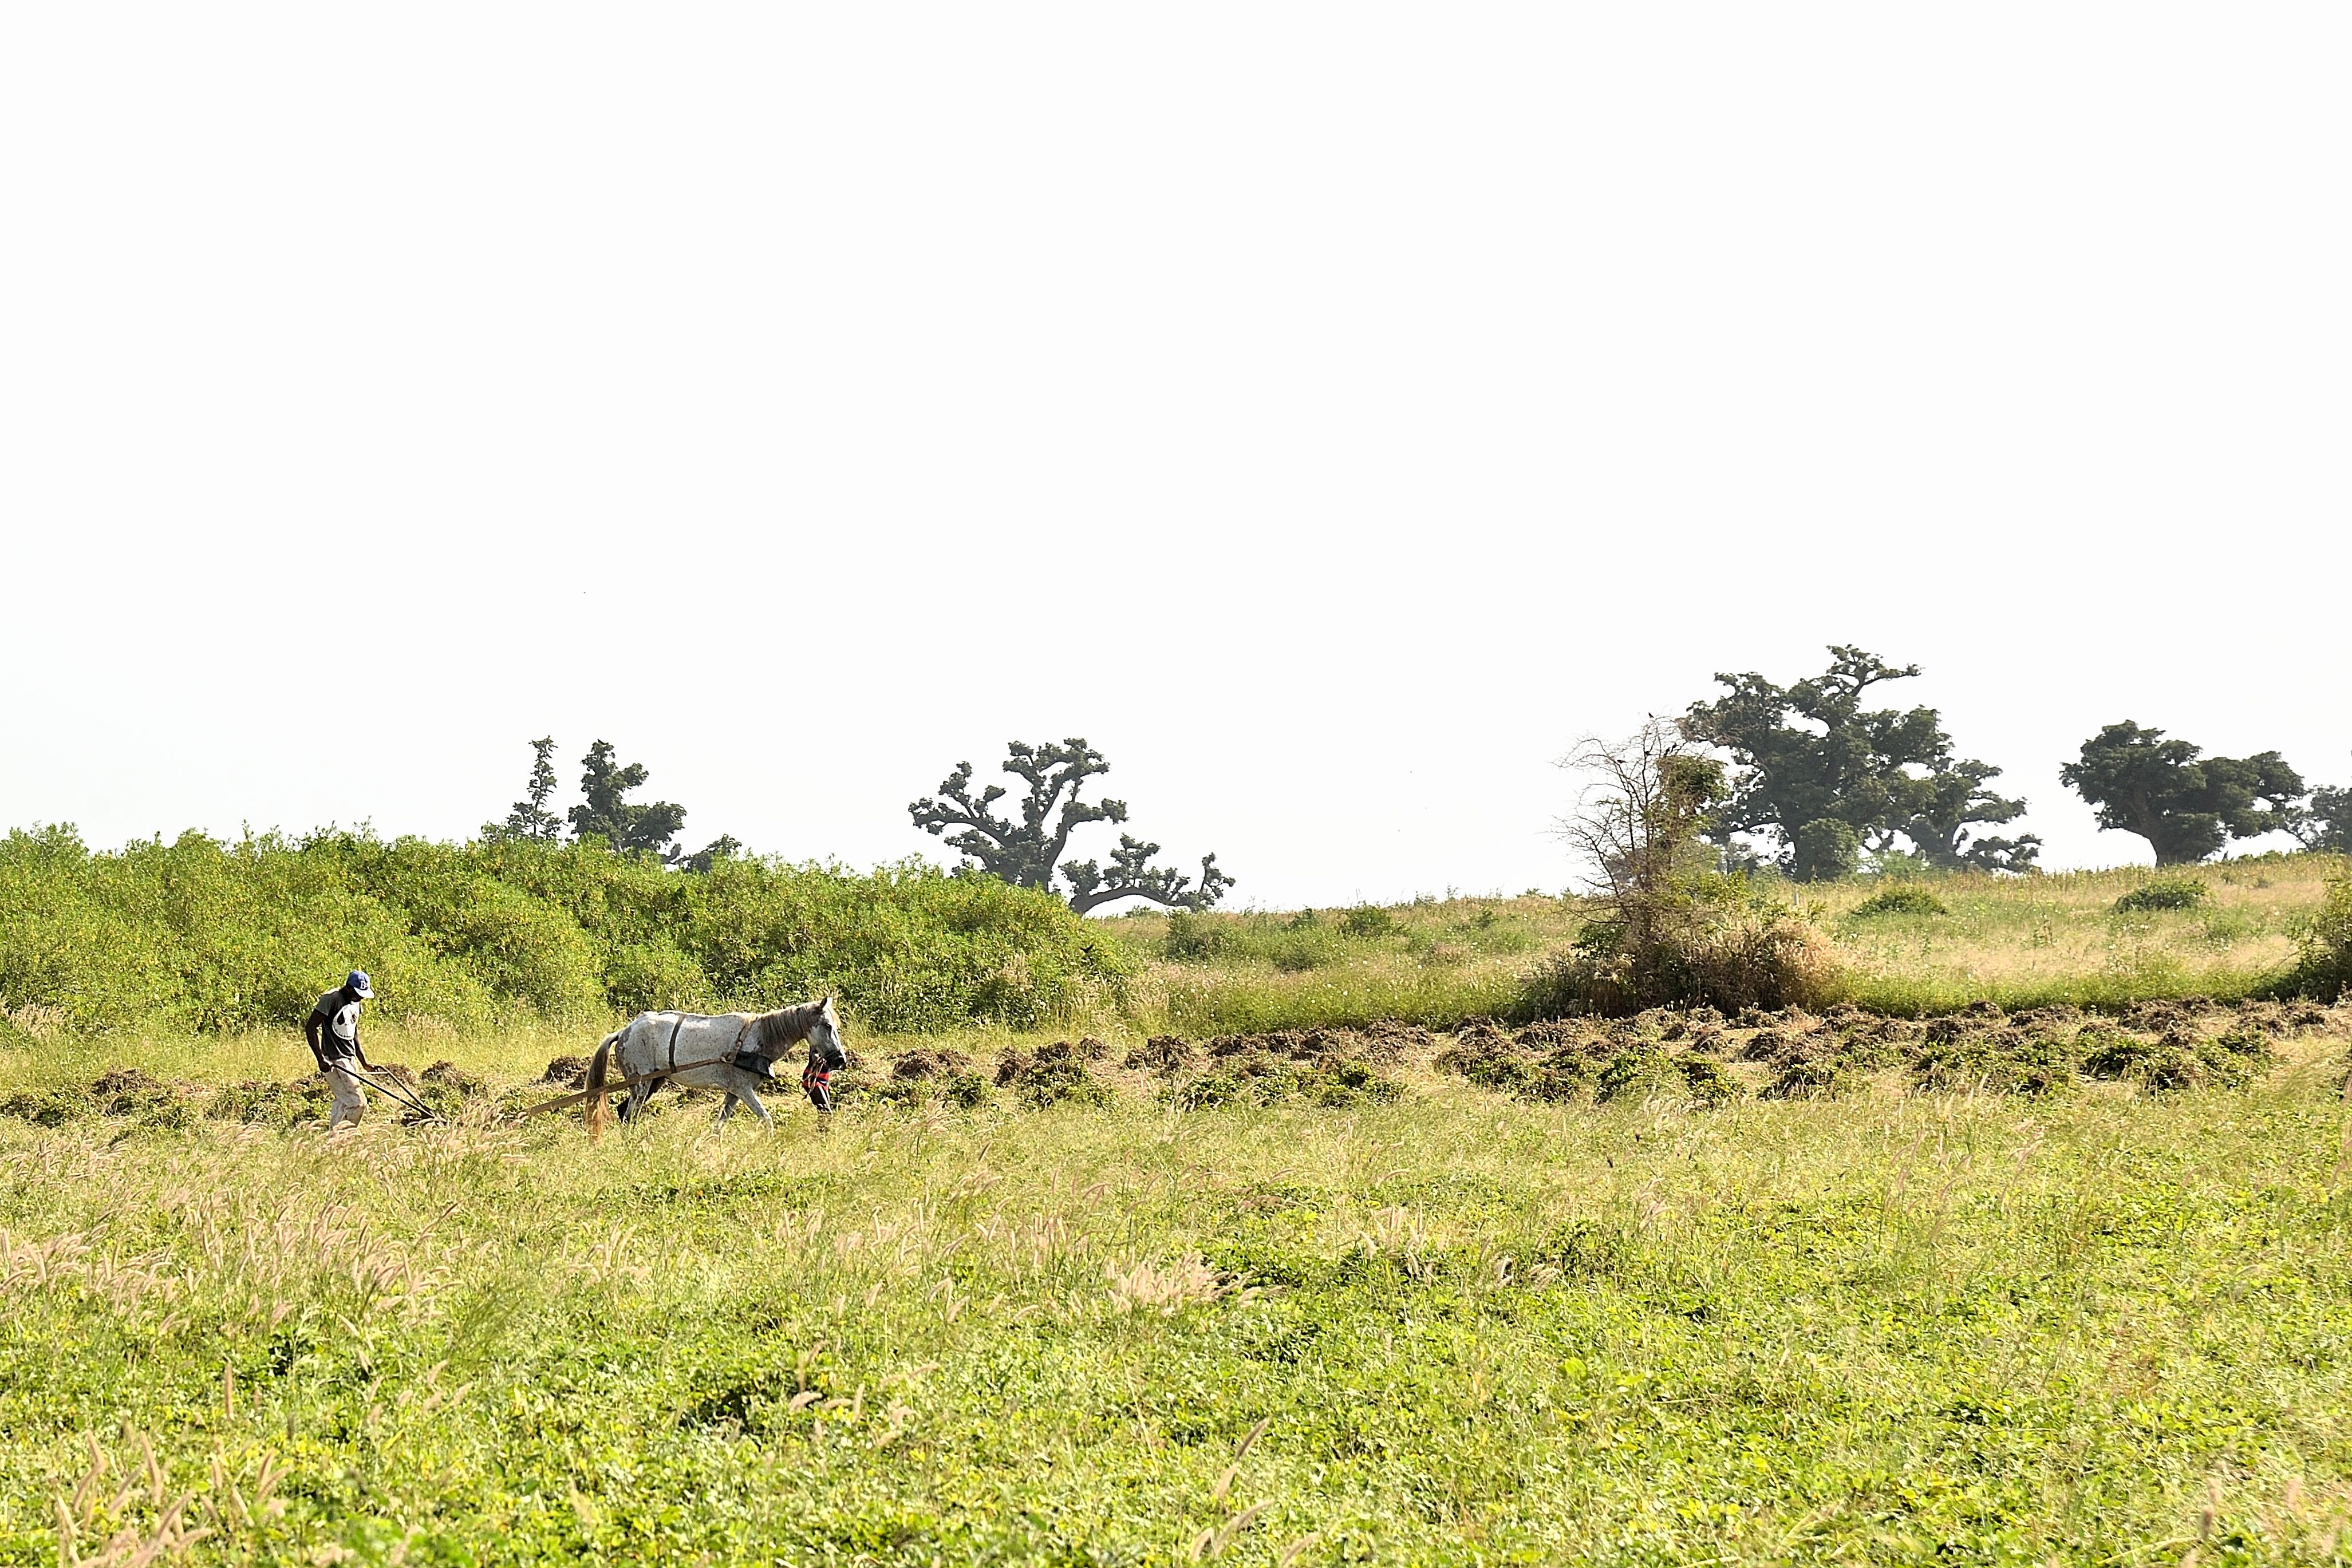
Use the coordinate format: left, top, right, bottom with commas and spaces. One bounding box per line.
1400, 995, 2341, 1106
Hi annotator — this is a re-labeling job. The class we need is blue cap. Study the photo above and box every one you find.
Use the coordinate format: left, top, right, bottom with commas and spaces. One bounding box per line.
347, 970, 374, 999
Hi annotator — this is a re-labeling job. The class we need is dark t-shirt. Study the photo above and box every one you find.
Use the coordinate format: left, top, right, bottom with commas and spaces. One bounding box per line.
305, 987, 363, 1064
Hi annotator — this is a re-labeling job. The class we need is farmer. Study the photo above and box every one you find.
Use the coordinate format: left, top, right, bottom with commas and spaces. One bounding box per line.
303, 970, 377, 1131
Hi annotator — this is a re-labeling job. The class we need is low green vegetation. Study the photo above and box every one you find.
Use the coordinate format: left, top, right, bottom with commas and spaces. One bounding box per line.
1814, 857, 2347, 1015
1851, 884, 1950, 919
2113, 874, 2212, 914
0, 827, 1129, 1037
1110, 855, 2351, 1032
2300, 876, 2352, 1003
6, 821, 2347, 1052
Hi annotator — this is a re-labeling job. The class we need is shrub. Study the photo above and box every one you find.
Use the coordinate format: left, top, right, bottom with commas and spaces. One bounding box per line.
1678, 1056, 1742, 1107
1851, 885, 1948, 918
2113, 875, 2210, 914
1524, 900, 1840, 1020
1548, 724, 1843, 1018
939, 1071, 993, 1109
1268, 928, 1343, 973
2199, 909, 2255, 946
1162, 912, 1226, 962
2292, 876, 2352, 1002
1595, 1044, 1674, 1104
1339, 905, 1398, 938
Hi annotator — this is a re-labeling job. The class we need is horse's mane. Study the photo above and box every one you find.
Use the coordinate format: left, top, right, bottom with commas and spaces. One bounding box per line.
749, 1001, 824, 1053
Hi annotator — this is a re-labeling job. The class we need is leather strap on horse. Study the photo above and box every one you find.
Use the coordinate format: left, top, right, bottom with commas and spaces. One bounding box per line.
512, 1014, 767, 1120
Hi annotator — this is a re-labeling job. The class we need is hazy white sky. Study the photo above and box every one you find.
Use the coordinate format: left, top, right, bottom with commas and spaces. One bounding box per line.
3, 6, 2346, 908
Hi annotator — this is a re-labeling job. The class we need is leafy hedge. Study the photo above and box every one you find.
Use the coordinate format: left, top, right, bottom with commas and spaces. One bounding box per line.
0, 827, 1131, 1036
2295, 875, 2352, 1003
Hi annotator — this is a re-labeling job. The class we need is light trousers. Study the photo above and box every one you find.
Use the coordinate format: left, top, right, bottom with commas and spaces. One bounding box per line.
326, 1063, 367, 1130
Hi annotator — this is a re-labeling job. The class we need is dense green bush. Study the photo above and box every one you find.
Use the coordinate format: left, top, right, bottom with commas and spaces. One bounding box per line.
2113, 875, 2210, 914
1161, 911, 1226, 961
0, 827, 1130, 1036
2293, 876, 2352, 1002
1850, 884, 1949, 918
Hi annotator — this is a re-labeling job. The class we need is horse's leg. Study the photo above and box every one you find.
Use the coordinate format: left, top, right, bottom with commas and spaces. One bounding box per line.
622, 1076, 666, 1123
735, 1083, 775, 1129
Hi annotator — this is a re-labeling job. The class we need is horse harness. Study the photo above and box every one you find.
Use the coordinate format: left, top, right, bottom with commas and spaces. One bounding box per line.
515, 1009, 836, 1121
657, 1011, 774, 1083
653, 1008, 836, 1109
802, 1052, 835, 1112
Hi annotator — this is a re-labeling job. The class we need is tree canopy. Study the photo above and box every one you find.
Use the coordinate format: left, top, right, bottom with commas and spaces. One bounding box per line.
1680, 646, 2039, 879
487, 738, 733, 867
2061, 722, 2306, 864
487, 737, 566, 843
2290, 781, 2351, 855
569, 740, 688, 859
909, 738, 1233, 914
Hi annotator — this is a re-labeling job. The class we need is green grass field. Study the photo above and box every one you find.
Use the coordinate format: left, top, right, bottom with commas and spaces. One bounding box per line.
1103, 853, 2350, 1033
6, 997, 2352, 1564
5, 855, 2351, 1564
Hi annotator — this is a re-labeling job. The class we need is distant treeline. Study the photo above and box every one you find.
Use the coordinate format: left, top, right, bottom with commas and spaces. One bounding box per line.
0, 827, 1132, 1037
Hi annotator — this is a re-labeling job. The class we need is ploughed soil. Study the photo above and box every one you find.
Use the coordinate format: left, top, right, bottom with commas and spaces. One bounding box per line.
858, 997, 2349, 1111
6, 998, 2344, 1133
1, 1059, 495, 1132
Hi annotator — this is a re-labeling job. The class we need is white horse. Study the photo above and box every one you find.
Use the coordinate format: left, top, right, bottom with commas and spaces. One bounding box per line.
582, 997, 846, 1134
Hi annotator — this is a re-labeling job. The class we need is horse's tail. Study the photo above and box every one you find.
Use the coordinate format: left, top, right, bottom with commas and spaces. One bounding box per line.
585, 1030, 622, 1139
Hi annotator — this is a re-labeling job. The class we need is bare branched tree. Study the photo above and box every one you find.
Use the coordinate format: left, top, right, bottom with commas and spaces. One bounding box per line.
911, 740, 1118, 891
1063, 835, 1233, 915
1558, 720, 1727, 944
910, 738, 1233, 913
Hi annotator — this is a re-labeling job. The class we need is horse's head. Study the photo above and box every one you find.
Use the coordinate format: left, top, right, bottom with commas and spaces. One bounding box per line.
752, 996, 846, 1069
807, 995, 846, 1069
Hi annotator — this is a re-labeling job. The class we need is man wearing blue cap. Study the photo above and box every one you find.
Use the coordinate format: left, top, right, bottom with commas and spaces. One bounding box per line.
304, 970, 378, 1131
